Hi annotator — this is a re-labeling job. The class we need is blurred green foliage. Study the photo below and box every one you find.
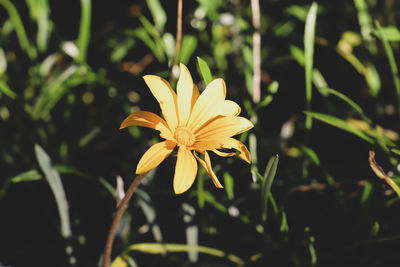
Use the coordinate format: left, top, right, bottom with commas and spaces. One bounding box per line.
2, 0, 400, 266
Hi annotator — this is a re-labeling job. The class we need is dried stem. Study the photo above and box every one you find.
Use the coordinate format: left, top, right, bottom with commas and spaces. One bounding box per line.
368, 150, 400, 198
170, 0, 183, 82
102, 172, 148, 267
251, 0, 261, 103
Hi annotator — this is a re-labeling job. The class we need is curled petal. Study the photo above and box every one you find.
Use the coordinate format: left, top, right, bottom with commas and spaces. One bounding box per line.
217, 100, 241, 116
220, 138, 251, 163
120, 111, 174, 140
136, 141, 176, 174
143, 75, 178, 131
212, 149, 235, 158
195, 116, 254, 141
188, 78, 226, 131
177, 63, 195, 126
194, 152, 223, 188
173, 147, 198, 194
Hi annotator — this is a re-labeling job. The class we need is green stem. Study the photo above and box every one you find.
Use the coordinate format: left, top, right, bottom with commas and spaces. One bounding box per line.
77, 0, 91, 63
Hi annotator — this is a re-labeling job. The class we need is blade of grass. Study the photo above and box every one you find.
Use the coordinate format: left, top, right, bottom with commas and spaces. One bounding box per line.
146, 0, 166, 32
304, 2, 318, 129
77, 0, 91, 63
304, 111, 374, 143
375, 20, 400, 115
124, 243, 244, 266
34, 144, 71, 238
353, 0, 376, 54
196, 56, 213, 85
0, 0, 37, 59
261, 155, 279, 222
0, 79, 16, 99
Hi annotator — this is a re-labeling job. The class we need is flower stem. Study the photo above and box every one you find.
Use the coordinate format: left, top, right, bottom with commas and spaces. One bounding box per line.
251, 0, 261, 104
102, 172, 148, 267
170, 0, 183, 80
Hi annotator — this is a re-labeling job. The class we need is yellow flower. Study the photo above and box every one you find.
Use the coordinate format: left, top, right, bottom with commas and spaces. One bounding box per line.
120, 63, 254, 194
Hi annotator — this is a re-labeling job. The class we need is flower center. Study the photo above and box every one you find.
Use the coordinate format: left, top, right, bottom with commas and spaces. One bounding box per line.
174, 127, 195, 147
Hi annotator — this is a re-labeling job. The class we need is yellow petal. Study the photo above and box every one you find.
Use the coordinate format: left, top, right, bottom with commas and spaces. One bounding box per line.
194, 151, 223, 188
136, 141, 176, 174
120, 111, 174, 140
173, 147, 198, 194
217, 100, 241, 116
195, 116, 254, 141
212, 149, 235, 158
191, 83, 200, 109
177, 63, 194, 126
219, 138, 251, 163
143, 75, 178, 131
187, 78, 226, 131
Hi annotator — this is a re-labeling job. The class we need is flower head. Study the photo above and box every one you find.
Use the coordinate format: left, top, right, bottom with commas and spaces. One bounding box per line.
120, 63, 254, 194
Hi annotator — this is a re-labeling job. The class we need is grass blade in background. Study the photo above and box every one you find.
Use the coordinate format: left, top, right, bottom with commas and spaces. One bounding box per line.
304, 111, 374, 144
183, 203, 198, 262
146, 0, 166, 32
197, 56, 213, 85
76, 0, 91, 63
261, 155, 279, 222
124, 243, 244, 265
304, 2, 318, 129
26, 0, 51, 52
34, 144, 71, 238
0, 79, 16, 99
178, 35, 198, 65
0, 0, 37, 59
353, 0, 376, 54
374, 21, 400, 115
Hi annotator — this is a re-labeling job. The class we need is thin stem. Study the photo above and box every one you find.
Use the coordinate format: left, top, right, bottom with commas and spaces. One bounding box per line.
102, 172, 148, 267
251, 0, 261, 104
170, 0, 183, 82
368, 151, 400, 198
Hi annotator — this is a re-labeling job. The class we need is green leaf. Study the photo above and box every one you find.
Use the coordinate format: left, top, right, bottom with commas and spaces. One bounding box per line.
261, 155, 279, 222
304, 111, 374, 143
299, 145, 320, 166
372, 26, 400, 42
196, 56, 213, 85
0, 79, 16, 99
146, 0, 166, 32
11, 170, 42, 183
35, 144, 71, 238
124, 243, 244, 265
304, 2, 318, 129
178, 35, 198, 65
223, 172, 234, 200
0, 0, 36, 59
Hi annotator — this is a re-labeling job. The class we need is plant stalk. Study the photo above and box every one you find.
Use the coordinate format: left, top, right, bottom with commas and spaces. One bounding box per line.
102, 172, 148, 267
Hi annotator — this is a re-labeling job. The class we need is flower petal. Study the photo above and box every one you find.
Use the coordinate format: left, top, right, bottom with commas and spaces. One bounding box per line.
173, 147, 198, 194
195, 116, 254, 141
194, 151, 223, 188
136, 141, 176, 174
177, 63, 194, 126
143, 75, 178, 131
187, 78, 226, 131
217, 100, 241, 116
191, 83, 200, 109
219, 138, 251, 163
120, 111, 174, 140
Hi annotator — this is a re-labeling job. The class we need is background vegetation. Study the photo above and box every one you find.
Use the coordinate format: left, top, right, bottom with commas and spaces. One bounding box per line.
1, 0, 400, 266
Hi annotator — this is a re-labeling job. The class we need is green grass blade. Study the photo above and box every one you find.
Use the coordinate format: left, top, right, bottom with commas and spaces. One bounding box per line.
304, 2, 318, 129
353, 0, 376, 53
374, 21, 400, 115
325, 87, 371, 123
0, 79, 16, 99
178, 35, 198, 65
146, 0, 166, 32
125, 243, 244, 265
196, 56, 213, 85
77, 0, 91, 62
261, 155, 279, 222
0, 0, 37, 59
11, 169, 42, 183
36, 0, 51, 52
136, 189, 163, 243
304, 111, 375, 143
34, 144, 71, 238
